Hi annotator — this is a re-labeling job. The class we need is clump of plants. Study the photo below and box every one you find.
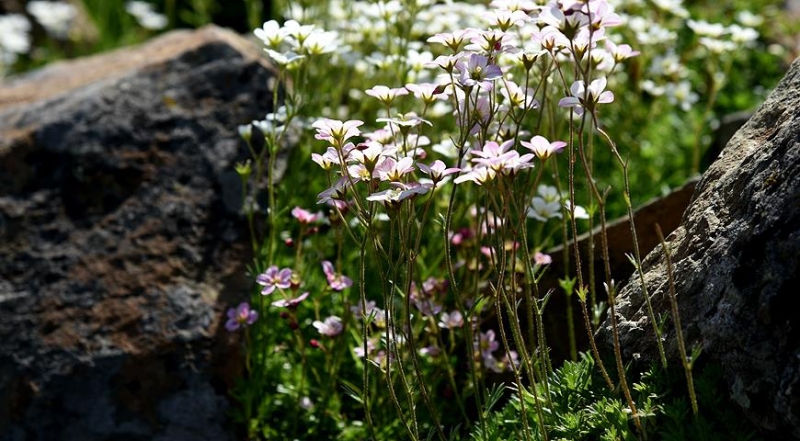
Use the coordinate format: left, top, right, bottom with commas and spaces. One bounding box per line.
223, 0, 781, 439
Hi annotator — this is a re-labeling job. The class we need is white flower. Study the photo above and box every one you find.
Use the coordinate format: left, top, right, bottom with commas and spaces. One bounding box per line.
27, 1, 77, 39
528, 196, 562, 221
564, 200, 589, 219
651, 0, 688, 18
254, 20, 285, 48
283, 20, 317, 47
125, 1, 168, 30
558, 78, 614, 115
537, 185, 560, 202
664, 80, 698, 112
0, 14, 32, 61
728, 24, 758, 46
687, 19, 726, 38
264, 49, 305, 66
698, 37, 736, 54
736, 11, 763, 27
303, 30, 339, 55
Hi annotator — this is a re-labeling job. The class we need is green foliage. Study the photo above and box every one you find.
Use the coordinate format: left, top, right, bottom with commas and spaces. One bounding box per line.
471, 355, 763, 441
3, 1, 789, 440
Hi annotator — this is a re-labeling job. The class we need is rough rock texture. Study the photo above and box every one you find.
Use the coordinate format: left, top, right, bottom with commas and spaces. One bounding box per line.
0, 25, 281, 440
600, 58, 800, 439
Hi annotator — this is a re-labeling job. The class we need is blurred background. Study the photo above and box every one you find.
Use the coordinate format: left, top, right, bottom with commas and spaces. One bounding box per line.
0, 0, 273, 76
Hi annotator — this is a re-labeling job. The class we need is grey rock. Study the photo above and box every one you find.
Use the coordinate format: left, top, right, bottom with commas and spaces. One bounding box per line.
599, 57, 800, 439
0, 25, 282, 440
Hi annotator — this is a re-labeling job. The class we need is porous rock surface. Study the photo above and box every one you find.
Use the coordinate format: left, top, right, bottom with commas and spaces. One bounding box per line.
600, 58, 800, 439
0, 25, 280, 440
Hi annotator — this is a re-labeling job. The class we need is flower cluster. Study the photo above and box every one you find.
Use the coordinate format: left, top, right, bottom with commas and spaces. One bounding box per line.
254, 19, 340, 66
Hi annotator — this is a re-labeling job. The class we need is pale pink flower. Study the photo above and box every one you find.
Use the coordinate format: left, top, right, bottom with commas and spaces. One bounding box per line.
427, 54, 460, 72
533, 26, 570, 53
606, 40, 640, 63
312, 118, 364, 146
501, 80, 539, 110
375, 157, 415, 182
271, 291, 309, 308
366, 182, 431, 205
349, 141, 386, 168
317, 177, 350, 205
453, 166, 497, 186
427, 29, 476, 52
534, 252, 552, 266
418, 160, 460, 183
584, 0, 622, 28
521, 135, 566, 160
489, 9, 531, 31
354, 339, 376, 358
438, 310, 464, 329
311, 147, 338, 170
313, 316, 343, 337
466, 29, 513, 54
405, 82, 448, 104
365, 85, 409, 105
322, 261, 353, 291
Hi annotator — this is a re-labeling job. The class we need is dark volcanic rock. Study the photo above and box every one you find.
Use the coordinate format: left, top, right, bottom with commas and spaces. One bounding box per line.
599, 58, 800, 439
0, 25, 281, 440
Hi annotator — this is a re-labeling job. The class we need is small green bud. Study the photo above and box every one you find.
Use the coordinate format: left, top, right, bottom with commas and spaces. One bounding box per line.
236, 160, 252, 180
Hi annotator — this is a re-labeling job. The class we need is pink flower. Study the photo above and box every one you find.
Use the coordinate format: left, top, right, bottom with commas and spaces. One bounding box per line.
292, 207, 321, 224
225, 302, 258, 332
534, 252, 553, 266
256, 265, 293, 295
322, 261, 353, 291
313, 316, 343, 337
